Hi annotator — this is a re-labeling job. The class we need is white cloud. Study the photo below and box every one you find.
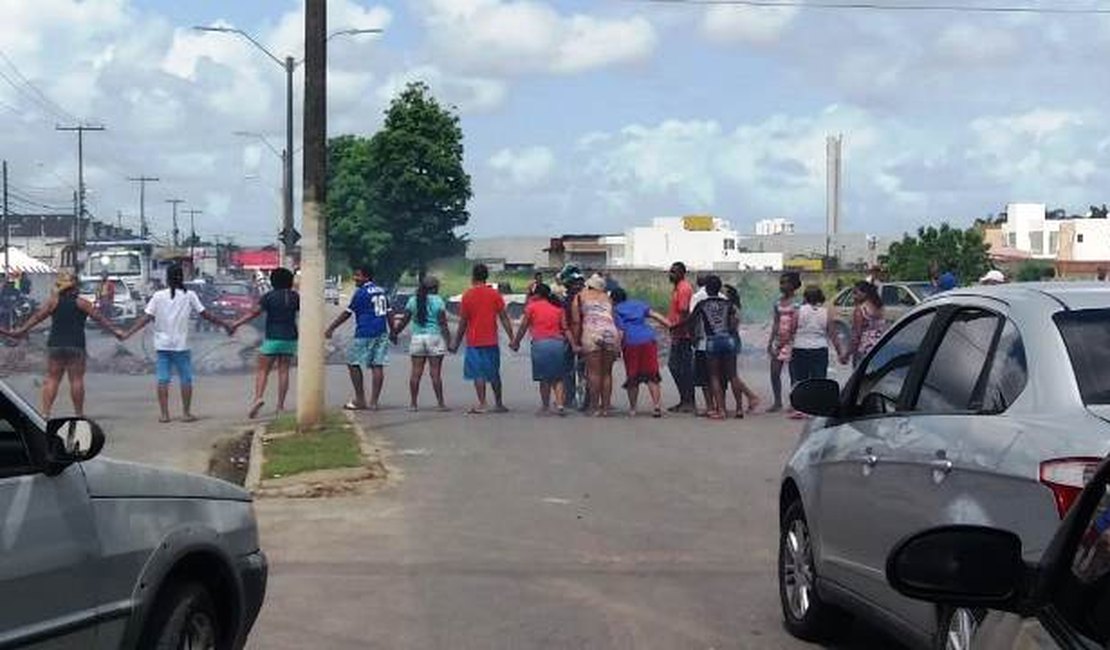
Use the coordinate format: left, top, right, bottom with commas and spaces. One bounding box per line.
488, 146, 555, 188
934, 23, 1019, 65
419, 0, 657, 76
376, 65, 508, 114
701, 5, 799, 46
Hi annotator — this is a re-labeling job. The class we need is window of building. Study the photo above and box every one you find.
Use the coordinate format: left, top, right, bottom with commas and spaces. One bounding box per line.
723, 238, 736, 251
1030, 230, 1044, 254
1050, 232, 1060, 254
1078, 233, 1085, 244
1007, 232, 1017, 248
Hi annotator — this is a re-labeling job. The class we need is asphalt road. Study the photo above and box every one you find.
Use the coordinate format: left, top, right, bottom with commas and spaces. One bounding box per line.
247, 349, 904, 650
2, 324, 905, 649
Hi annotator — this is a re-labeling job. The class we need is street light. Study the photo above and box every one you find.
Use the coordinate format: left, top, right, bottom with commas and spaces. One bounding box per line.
192, 25, 382, 266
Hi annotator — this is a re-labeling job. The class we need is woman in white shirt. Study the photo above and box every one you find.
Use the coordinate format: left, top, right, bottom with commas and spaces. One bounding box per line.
789, 286, 845, 386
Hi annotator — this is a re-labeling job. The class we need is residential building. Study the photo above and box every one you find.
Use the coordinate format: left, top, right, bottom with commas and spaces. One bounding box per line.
623, 216, 781, 270
546, 234, 625, 270
999, 202, 1110, 262
755, 218, 796, 236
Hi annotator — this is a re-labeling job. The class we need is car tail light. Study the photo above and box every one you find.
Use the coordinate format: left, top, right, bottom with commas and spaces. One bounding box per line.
1040, 457, 1102, 518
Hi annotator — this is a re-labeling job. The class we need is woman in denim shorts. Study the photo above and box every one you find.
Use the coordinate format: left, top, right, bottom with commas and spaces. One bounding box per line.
391, 276, 451, 411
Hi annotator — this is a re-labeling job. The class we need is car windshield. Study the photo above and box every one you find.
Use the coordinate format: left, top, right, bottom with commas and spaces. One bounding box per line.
86, 253, 141, 276
1056, 310, 1110, 405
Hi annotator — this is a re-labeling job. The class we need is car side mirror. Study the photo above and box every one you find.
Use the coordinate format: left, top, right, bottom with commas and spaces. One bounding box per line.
886, 525, 1028, 611
790, 379, 841, 417
44, 418, 105, 473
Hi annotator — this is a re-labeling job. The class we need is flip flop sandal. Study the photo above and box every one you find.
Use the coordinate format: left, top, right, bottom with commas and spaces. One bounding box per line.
343, 401, 366, 411
249, 400, 266, 419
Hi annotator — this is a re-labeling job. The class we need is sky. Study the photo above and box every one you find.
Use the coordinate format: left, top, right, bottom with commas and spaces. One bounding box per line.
2, 0, 1110, 245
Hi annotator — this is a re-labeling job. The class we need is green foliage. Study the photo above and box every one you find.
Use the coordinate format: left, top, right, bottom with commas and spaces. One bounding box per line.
882, 223, 990, 284
327, 82, 471, 284
1015, 260, 1056, 283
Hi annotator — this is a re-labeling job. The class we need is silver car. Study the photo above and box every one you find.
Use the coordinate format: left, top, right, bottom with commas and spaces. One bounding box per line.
780, 283, 1110, 650
885, 455, 1110, 649
0, 380, 266, 649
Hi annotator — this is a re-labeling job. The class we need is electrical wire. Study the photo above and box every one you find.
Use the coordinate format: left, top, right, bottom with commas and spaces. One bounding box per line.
0, 50, 78, 123
632, 0, 1110, 13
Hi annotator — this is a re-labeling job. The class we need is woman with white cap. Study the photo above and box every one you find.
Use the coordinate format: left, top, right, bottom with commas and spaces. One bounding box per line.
979, 269, 1006, 285
570, 274, 621, 417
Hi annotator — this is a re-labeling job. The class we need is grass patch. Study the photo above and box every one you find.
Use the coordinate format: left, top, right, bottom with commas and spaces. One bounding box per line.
263, 412, 362, 479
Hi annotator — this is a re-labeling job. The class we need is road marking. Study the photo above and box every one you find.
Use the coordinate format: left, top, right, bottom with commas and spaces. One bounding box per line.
397, 448, 430, 457
542, 497, 572, 505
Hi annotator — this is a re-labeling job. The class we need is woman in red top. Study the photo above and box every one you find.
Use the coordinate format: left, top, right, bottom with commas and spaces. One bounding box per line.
510, 284, 569, 415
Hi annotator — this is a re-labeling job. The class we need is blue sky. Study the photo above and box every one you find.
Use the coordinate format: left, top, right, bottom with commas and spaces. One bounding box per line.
3, 0, 1110, 244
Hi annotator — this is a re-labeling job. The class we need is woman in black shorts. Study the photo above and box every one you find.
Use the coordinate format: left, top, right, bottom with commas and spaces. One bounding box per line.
0, 271, 123, 417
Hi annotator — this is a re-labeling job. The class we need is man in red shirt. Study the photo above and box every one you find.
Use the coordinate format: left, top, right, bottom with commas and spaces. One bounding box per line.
450, 264, 515, 413
667, 261, 696, 412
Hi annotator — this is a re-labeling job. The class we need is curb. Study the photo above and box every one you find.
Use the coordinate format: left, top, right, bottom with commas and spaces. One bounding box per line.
245, 424, 266, 494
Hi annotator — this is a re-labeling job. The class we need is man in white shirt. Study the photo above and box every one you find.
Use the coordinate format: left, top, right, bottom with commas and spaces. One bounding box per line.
689, 274, 712, 414
123, 265, 233, 422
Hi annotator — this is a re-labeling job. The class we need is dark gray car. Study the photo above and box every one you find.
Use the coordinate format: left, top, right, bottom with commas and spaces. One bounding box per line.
780, 283, 1110, 650
0, 380, 266, 649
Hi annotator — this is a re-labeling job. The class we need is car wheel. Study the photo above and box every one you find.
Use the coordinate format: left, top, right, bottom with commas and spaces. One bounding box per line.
143, 581, 223, 650
779, 499, 846, 641
934, 607, 985, 650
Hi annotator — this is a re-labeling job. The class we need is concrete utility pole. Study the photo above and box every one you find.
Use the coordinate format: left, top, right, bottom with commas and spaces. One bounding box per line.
185, 208, 202, 272
166, 198, 184, 248
825, 134, 843, 261
128, 175, 159, 239
56, 124, 105, 261
2, 161, 7, 275
298, 0, 327, 429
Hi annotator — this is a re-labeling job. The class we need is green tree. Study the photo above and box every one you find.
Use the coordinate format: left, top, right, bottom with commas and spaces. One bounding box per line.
327, 81, 472, 283
882, 223, 990, 284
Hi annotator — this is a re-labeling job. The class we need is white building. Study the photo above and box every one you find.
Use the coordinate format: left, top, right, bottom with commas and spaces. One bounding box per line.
1001, 203, 1110, 261
754, 218, 796, 236
623, 216, 783, 271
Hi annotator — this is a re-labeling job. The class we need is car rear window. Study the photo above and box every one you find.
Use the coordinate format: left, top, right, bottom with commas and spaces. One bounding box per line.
1056, 310, 1110, 405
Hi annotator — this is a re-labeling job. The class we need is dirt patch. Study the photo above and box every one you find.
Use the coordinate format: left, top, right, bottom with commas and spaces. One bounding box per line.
208, 430, 254, 486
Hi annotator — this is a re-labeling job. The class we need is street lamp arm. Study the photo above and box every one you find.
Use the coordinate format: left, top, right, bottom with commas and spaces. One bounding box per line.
192, 25, 285, 68
292, 28, 384, 66
232, 131, 283, 160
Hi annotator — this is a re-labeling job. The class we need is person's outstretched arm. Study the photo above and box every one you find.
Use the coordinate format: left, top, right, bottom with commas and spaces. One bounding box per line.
10, 294, 57, 338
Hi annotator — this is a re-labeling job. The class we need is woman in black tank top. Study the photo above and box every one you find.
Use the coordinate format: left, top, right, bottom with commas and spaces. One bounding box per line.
0, 272, 124, 418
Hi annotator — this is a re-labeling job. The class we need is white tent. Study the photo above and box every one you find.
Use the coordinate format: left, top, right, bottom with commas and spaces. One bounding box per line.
1, 247, 54, 274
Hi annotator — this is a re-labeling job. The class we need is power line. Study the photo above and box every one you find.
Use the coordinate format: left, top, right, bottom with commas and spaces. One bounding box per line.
0, 50, 78, 123
631, 0, 1110, 14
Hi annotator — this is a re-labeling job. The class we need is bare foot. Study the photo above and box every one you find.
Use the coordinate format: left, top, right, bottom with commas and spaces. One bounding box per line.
492, 405, 510, 414
181, 414, 197, 423
248, 400, 265, 419
158, 416, 171, 424
466, 406, 487, 415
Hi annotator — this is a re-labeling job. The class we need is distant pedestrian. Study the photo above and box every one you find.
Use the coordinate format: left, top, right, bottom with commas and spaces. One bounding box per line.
392, 275, 451, 412
96, 271, 116, 321
979, 269, 1006, 286
325, 266, 390, 411
790, 285, 845, 387
510, 283, 569, 415
768, 271, 801, 413
229, 267, 300, 418
451, 264, 514, 414
571, 274, 622, 417
0, 271, 124, 418
123, 265, 233, 423
526, 271, 544, 302
842, 280, 885, 366
666, 262, 696, 413
557, 265, 587, 410
611, 287, 669, 418
722, 284, 761, 415
689, 274, 713, 415
690, 276, 744, 419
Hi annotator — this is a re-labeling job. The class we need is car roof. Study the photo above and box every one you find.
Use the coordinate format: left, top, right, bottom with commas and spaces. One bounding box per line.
934, 282, 1110, 311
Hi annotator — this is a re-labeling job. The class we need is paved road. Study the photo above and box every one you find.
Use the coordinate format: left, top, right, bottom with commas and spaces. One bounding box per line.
248, 350, 904, 650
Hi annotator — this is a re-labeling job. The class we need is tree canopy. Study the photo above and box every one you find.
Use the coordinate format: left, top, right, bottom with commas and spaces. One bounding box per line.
882, 223, 990, 283
327, 82, 471, 283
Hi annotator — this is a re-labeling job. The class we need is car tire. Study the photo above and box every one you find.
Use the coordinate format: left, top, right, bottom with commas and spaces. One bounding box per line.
142, 581, 223, 650
779, 499, 847, 641
933, 607, 985, 650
